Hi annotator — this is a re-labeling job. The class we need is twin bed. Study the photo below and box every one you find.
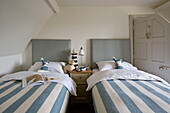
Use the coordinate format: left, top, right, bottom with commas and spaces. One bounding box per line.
88, 70, 170, 113
0, 80, 70, 113
88, 39, 170, 113
0, 39, 170, 113
0, 39, 76, 113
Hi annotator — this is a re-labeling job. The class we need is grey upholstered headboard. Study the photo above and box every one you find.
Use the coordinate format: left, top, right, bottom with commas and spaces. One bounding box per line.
91, 39, 131, 69
32, 39, 71, 63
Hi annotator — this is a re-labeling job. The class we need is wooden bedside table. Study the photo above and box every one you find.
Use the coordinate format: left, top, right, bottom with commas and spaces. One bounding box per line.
69, 68, 92, 106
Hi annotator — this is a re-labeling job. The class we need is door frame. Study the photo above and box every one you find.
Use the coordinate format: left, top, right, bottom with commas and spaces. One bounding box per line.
129, 14, 150, 64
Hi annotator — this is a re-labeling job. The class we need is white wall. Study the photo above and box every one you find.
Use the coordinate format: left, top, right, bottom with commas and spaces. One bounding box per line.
22, 42, 32, 71
0, 0, 53, 57
0, 54, 22, 76
23, 7, 155, 69
0, 0, 54, 74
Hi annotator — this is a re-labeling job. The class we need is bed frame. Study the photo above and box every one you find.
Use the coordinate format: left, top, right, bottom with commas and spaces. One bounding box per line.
91, 39, 131, 69
32, 39, 71, 63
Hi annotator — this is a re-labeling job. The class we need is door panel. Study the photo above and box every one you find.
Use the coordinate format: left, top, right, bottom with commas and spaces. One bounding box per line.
152, 19, 165, 38
134, 20, 147, 39
134, 14, 170, 83
151, 42, 165, 63
136, 42, 147, 60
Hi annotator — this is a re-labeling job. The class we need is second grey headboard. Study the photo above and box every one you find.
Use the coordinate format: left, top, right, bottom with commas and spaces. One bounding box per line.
91, 39, 131, 69
32, 39, 71, 63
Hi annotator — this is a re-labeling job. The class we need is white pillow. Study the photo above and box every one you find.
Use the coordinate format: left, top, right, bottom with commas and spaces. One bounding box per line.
96, 61, 116, 71
28, 62, 66, 74
122, 61, 138, 71
28, 62, 42, 71
48, 62, 65, 74
96, 60, 137, 71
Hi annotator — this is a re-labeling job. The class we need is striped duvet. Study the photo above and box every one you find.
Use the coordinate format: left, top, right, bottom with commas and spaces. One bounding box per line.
92, 79, 170, 113
0, 80, 69, 113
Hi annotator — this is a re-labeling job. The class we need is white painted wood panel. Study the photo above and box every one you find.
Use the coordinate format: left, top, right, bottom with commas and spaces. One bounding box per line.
134, 20, 147, 39
151, 42, 165, 63
136, 42, 147, 60
134, 14, 170, 83
152, 19, 165, 38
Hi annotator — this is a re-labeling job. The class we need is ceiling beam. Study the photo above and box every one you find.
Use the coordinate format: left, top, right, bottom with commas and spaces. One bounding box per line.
152, 0, 170, 9
45, 0, 60, 13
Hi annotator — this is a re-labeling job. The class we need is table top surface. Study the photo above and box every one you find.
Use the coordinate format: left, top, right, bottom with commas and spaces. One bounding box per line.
69, 68, 92, 74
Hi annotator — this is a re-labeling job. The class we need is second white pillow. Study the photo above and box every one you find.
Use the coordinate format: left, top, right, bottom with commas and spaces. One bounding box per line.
96, 61, 116, 71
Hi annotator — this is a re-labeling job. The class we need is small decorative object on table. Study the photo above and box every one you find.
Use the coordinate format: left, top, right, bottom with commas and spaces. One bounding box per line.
71, 49, 79, 69
64, 59, 75, 73
75, 66, 89, 72
79, 47, 84, 66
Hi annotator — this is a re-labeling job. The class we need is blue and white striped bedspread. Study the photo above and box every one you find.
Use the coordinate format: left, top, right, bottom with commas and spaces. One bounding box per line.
0, 80, 69, 113
92, 80, 170, 113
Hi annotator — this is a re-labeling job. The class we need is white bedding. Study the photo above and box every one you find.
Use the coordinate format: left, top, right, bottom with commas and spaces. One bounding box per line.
86, 69, 169, 91
92, 69, 99, 73
0, 71, 77, 96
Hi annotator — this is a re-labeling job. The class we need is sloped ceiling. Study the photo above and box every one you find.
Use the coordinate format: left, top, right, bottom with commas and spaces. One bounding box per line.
0, 0, 53, 57
56, 0, 162, 7
154, 1, 170, 23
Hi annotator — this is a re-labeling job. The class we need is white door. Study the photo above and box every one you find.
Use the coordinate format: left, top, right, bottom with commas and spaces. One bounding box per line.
134, 14, 170, 83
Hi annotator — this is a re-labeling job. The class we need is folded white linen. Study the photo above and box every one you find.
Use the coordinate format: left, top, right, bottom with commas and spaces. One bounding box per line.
86, 69, 169, 91
0, 71, 77, 96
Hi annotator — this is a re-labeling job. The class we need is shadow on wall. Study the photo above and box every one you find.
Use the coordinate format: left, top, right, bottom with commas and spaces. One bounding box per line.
22, 42, 32, 71
0, 54, 22, 76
